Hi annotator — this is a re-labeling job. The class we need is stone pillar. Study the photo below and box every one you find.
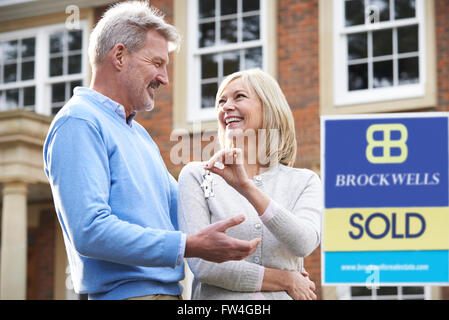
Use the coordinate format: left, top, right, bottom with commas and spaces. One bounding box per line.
1, 182, 28, 300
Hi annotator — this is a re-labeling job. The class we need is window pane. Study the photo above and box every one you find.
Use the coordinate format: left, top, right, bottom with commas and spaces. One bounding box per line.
243, 15, 260, 41
23, 86, 35, 106
395, 0, 416, 19
68, 30, 82, 51
70, 80, 81, 96
21, 61, 34, 80
221, 0, 237, 15
351, 286, 373, 297
21, 38, 35, 58
199, 0, 215, 19
52, 106, 63, 115
398, 25, 418, 53
5, 88, 19, 108
3, 40, 18, 60
50, 33, 64, 53
348, 63, 368, 90
244, 47, 262, 69
201, 53, 218, 79
402, 287, 424, 295
377, 286, 398, 296
52, 82, 66, 103
345, 0, 365, 27
398, 57, 419, 84
373, 60, 393, 88
369, 0, 390, 22
223, 51, 240, 76
373, 29, 393, 57
220, 19, 237, 44
50, 57, 63, 76
68, 54, 82, 74
4, 63, 17, 82
201, 82, 218, 109
348, 32, 367, 60
243, 0, 259, 12
199, 22, 215, 48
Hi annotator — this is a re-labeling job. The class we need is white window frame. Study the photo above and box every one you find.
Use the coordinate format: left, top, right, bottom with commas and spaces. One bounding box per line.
333, 0, 426, 107
0, 0, 38, 7
0, 20, 89, 116
186, 0, 269, 123
336, 285, 432, 300
0, 27, 38, 111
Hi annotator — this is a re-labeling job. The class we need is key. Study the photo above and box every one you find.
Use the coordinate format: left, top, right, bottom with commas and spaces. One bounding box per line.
201, 169, 215, 199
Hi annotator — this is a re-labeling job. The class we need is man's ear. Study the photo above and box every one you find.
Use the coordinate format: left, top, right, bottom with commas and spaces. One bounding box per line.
110, 43, 127, 71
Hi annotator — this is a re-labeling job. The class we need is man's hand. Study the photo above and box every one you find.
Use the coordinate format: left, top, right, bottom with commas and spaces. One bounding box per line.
184, 215, 261, 263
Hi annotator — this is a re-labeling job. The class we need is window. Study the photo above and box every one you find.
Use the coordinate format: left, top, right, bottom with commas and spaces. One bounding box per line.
332, 0, 429, 107
337, 286, 431, 300
0, 21, 88, 115
48, 29, 84, 114
186, 0, 266, 122
0, 36, 36, 111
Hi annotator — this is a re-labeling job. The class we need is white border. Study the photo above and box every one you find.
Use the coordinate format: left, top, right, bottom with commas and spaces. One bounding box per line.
320, 112, 449, 287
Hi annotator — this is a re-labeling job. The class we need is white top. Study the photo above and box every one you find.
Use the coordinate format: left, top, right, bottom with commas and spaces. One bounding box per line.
177, 162, 323, 300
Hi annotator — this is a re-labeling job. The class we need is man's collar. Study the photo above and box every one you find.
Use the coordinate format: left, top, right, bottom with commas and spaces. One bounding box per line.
74, 87, 136, 127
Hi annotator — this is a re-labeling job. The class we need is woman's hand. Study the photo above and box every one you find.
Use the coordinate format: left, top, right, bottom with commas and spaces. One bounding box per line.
204, 148, 251, 193
262, 268, 317, 300
205, 148, 271, 215
285, 270, 317, 300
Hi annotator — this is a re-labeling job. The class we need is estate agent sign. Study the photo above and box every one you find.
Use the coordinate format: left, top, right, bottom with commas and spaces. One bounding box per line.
321, 113, 449, 286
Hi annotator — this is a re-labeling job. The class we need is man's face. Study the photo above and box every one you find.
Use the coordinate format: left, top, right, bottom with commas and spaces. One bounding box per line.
122, 29, 170, 113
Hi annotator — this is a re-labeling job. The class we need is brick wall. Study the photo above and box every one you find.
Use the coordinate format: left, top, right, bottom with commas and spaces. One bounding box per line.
435, 0, 449, 300
435, 0, 449, 112
277, 0, 322, 297
27, 210, 55, 299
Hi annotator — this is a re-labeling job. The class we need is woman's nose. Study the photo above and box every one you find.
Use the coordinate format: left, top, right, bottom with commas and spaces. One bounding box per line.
222, 101, 235, 111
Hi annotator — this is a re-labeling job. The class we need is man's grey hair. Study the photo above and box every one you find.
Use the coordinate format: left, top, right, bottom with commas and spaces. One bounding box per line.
88, 1, 181, 68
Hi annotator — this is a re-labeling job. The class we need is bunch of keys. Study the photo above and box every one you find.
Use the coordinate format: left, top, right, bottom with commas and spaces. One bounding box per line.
201, 162, 224, 199
201, 169, 214, 199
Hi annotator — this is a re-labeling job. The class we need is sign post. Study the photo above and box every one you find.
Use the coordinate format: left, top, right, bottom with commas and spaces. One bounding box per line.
321, 113, 449, 286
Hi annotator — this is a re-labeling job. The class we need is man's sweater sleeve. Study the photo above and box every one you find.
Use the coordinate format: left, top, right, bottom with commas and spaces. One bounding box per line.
44, 116, 183, 268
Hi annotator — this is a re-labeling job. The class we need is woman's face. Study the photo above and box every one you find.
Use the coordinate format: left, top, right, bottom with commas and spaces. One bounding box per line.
217, 78, 263, 138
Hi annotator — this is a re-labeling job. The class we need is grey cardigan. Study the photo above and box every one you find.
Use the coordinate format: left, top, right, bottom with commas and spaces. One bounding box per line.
177, 162, 323, 300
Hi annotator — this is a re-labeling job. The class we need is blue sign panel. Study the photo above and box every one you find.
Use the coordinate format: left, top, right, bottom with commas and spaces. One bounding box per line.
325, 117, 448, 208
321, 113, 449, 286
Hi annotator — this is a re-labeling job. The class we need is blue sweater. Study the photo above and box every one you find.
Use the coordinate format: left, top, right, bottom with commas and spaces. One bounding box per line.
43, 87, 185, 300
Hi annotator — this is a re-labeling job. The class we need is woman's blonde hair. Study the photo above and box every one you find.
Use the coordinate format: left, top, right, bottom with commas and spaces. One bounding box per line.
215, 68, 297, 167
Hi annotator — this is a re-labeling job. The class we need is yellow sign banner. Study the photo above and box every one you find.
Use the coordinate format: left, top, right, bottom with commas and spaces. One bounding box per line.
324, 207, 449, 252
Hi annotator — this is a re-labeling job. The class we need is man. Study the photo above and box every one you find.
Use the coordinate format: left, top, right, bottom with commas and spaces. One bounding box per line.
43, 1, 260, 300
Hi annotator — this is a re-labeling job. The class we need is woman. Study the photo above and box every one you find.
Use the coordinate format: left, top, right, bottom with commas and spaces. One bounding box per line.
177, 69, 322, 300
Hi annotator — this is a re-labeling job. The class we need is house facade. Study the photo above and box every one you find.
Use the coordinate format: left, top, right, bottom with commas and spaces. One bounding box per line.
0, 0, 448, 299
